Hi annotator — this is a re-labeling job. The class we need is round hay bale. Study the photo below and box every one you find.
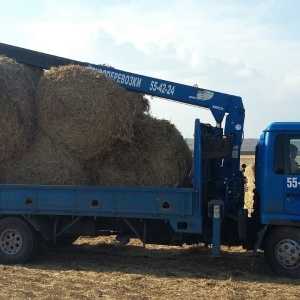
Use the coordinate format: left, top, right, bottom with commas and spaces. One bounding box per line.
89, 115, 192, 188
0, 133, 89, 185
35, 65, 148, 159
0, 56, 39, 161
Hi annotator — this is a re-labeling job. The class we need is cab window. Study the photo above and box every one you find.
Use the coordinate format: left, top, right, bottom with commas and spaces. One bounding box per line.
290, 139, 300, 173
273, 135, 300, 174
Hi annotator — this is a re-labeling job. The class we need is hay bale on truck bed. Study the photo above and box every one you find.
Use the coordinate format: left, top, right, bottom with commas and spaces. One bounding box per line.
35, 65, 148, 159
89, 115, 192, 188
0, 133, 89, 185
0, 56, 40, 162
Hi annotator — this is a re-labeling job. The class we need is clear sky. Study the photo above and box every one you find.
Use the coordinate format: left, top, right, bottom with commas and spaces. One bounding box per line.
1, 0, 300, 138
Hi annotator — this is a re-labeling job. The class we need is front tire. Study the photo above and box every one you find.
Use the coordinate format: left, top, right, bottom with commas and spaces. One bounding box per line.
264, 226, 300, 278
0, 217, 38, 264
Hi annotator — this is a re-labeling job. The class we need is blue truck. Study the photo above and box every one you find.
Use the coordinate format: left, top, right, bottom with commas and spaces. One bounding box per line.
0, 43, 299, 278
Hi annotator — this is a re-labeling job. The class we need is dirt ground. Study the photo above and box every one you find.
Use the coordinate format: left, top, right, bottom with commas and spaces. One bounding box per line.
1, 155, 299, 300
0, 237, 299, 300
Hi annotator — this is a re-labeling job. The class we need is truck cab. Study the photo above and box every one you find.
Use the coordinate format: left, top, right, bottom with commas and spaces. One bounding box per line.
254, 122, 300, 278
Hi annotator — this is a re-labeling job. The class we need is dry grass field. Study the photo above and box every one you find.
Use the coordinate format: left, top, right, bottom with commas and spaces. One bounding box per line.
1, 155, 299, 300
1, 237, 299, 300
241, 155, 255, 214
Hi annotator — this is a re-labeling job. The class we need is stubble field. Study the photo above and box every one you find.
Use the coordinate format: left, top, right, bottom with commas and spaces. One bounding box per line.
1, 155, 300, 300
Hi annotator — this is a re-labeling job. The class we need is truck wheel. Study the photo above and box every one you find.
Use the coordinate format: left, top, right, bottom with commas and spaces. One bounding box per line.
264, 226, 300, 278
0, 217, 38, 264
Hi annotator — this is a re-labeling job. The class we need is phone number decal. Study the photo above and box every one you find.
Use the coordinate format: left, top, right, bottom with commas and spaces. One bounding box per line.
149, 81, 175, 96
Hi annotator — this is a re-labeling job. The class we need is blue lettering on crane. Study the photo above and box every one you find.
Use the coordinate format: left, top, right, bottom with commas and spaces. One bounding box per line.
92, 67, 142, 88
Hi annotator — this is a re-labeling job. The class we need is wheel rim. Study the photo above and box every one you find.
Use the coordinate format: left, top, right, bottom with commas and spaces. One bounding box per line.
275, 239, 300, 269
0, 229, 23, 255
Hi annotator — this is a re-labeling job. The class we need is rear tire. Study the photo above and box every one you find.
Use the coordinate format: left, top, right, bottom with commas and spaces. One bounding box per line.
264, 226, 300, 278
0, 217, 38, 264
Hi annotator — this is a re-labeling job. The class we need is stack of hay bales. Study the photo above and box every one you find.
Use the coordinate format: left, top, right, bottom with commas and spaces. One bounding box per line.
0, 59, 192, 187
